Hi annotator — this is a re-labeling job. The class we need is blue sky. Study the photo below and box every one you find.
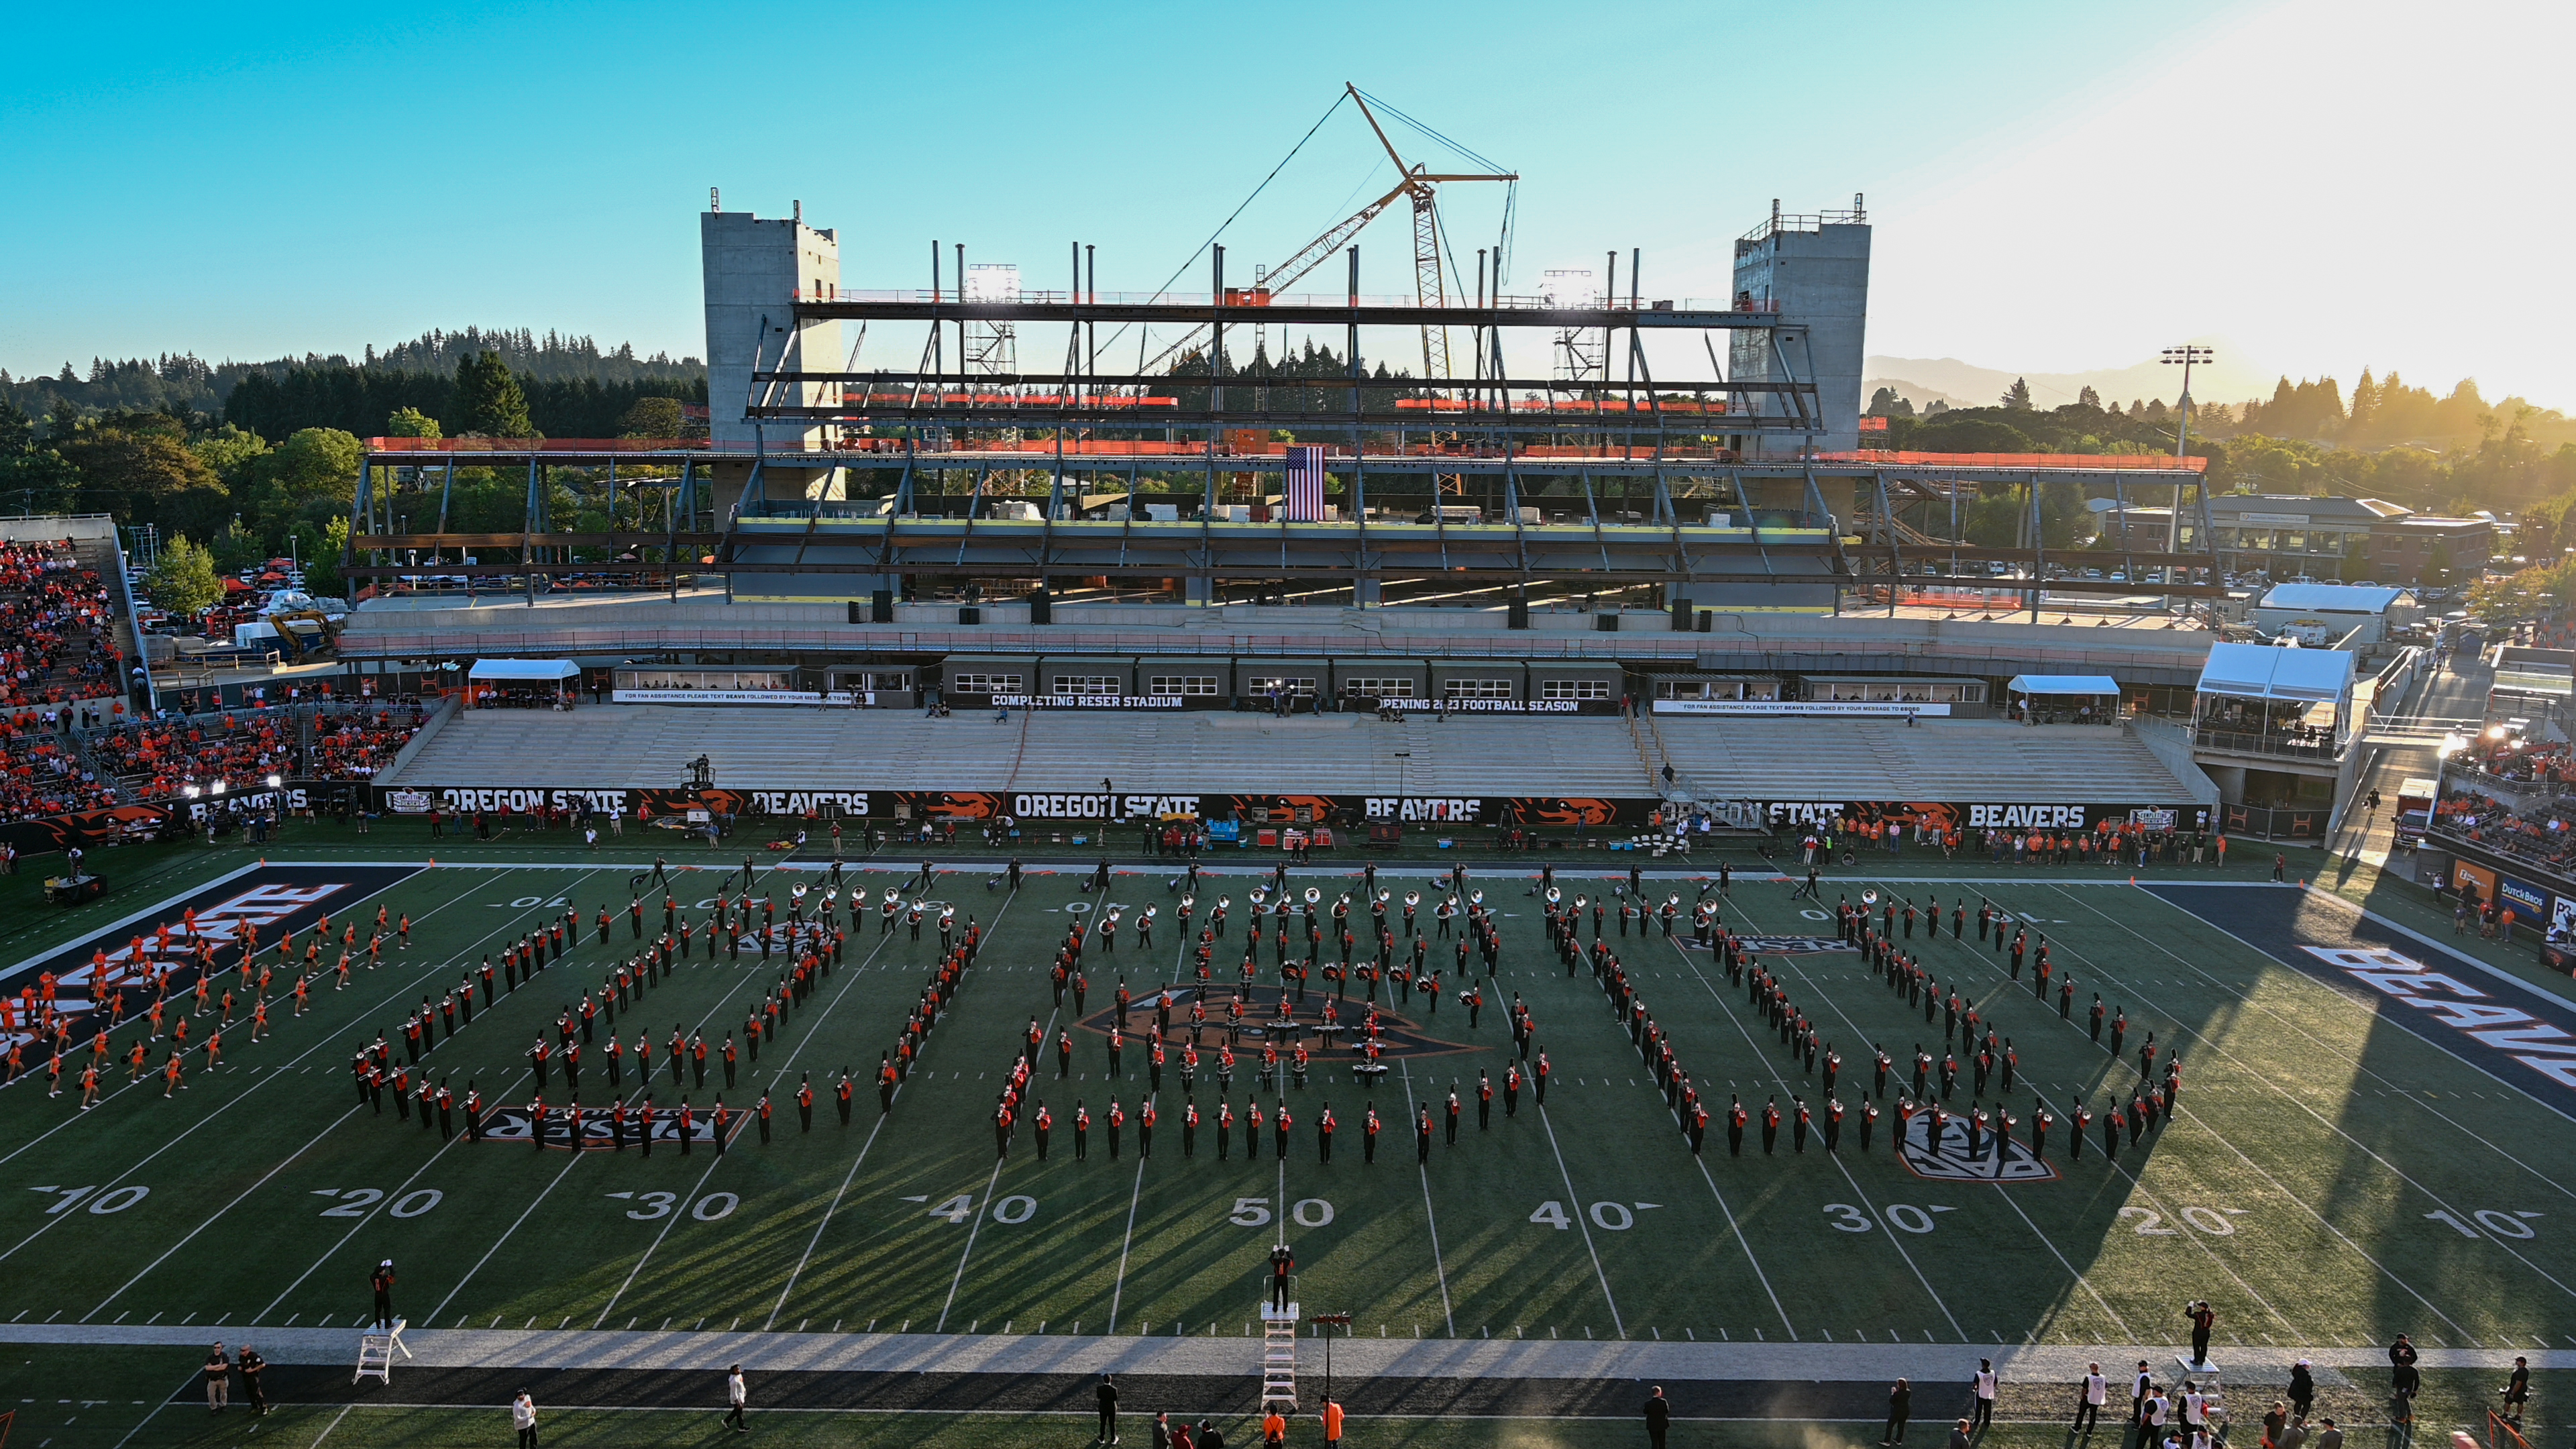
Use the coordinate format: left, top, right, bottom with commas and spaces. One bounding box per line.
4, 0, 2567, 409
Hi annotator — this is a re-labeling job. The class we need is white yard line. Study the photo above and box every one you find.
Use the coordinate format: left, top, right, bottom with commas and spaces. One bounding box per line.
1104, 1154, 1150, 1335
1, 869, 516, 1277
84, 1103, 366, 1320
602, 887, 1000, 1332
2093, 883, 2576, 1176
1756, 942, 2139, 1344
0, 863, 455, 1168
764, 1110, 893, 1330
2029, 885, 2501, 1334
1668, 941, 1964, 1340
1531, 1100, 1625, 1338
1396, 1058, 1456, 1337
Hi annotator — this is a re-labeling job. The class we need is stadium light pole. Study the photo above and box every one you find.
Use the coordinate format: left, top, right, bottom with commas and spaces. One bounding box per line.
2160, 344, 2214, 586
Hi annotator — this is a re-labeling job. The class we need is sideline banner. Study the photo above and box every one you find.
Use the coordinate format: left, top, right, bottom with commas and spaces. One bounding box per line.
372, 782, 2204, 836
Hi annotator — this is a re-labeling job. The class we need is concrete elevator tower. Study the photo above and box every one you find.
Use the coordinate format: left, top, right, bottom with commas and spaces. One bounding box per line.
701, 196, 843, 518
1729, 197, 1871, 460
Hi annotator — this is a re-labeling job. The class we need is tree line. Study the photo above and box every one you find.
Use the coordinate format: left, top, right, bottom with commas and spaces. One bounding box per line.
0, 352, 700, 611
0, 327, 702, 430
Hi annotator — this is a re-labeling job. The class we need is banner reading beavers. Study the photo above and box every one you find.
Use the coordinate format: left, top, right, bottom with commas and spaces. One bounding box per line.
372, 784, 2204, 835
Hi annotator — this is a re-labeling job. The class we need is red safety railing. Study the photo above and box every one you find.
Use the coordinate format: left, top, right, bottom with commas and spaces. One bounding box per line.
1821, 450, 2208, 472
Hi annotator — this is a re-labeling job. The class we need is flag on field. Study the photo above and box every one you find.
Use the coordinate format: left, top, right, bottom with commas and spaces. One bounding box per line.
1283, 445, 1328, 523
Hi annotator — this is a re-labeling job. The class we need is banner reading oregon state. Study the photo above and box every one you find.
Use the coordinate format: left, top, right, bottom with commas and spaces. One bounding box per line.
373, 784, 2204, 834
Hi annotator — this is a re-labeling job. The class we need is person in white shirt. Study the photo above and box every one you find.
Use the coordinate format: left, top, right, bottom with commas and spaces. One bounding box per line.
2134, 1391, 2169, 1449
1971, 1358, 1998, 1431
512, 1390, 538, 1449
2076, 1362, 2109, 1434
723, 1364, 747, 1432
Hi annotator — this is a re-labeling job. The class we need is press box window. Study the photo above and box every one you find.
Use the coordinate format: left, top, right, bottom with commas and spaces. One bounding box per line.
1148, 675, 1220, 696
1338, 678, 1415, 698
950, 673, 1024, 694
1245, 676, 1318, 698
1442, 678, 1513, 699
1543, 678, 1614, 700
1051, 676, 1121, 696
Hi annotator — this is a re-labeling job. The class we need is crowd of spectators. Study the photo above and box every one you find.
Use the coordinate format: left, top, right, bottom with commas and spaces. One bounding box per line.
87, 704, 427, 802
2433, 786, 2576, 869
0, 712, 117, 822
0, 538, 124, 710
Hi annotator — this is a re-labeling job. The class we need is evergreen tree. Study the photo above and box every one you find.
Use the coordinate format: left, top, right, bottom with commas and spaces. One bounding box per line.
2077, 385, 2102, 409
453, 352, 534, 437
2001, 378, 2033, 411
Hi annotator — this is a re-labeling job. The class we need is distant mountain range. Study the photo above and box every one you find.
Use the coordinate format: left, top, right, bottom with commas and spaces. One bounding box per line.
1866, 343, 2275, 414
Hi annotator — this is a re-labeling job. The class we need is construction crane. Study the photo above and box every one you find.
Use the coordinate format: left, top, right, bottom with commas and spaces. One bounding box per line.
1142, 84, 1516, 380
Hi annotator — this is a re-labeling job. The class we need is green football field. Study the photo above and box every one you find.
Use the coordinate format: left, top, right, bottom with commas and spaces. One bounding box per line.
2, 845, 2573, 1444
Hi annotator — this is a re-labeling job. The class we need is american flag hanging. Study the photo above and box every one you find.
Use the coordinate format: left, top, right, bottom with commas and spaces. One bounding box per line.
1283, 445, 1328, 522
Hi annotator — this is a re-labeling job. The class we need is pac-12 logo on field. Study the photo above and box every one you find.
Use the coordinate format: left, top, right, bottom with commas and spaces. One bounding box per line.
1898, 1116, 2059, 1183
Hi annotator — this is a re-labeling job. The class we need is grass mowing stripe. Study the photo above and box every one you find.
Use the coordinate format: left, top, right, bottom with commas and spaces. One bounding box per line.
250, 865, 649, 1324
1395, 1058, 1455, 1337
2029, 884, 2502, 1335
1755, 942, 2139, 1342
0, 868, 512, 1275
1531, 1099, 1623, 1338
1668, 937, 1964, 1340
766, 1110, 891, 1330
1633, 938, 1799, 1342
85, 1103, 366, 1321
761, 914, 925, 1331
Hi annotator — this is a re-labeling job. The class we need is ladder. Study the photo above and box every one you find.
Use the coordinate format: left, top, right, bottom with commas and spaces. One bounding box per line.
354, 1318, 411, 1385
1258, 1277, 1297, 1413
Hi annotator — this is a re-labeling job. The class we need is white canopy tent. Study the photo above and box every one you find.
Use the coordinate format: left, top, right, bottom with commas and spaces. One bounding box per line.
467, 659, 580, 682
467, 657, 580, 708
2193, 641, 2353, 755
2004, 674, 2124, 724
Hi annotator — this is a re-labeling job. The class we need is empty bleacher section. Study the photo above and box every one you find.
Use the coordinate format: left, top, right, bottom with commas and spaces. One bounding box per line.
378, 707, 1658, 800
1655, 718, 2200, 808
376, 706, 2200, 820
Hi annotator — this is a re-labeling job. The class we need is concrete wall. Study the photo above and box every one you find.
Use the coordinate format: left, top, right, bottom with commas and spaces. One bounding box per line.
700, 209, 842, 460
1730, 220, 1870, 455
2126, 715, 2222, 806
